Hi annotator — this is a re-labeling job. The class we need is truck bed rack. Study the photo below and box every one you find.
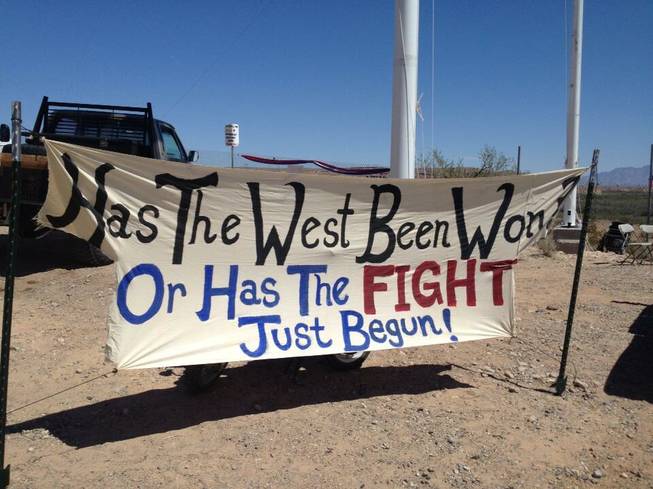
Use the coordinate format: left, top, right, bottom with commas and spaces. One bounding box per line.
32, 96, 155, 153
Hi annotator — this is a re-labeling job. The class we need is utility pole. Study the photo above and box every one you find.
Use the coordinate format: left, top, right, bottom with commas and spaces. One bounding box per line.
390, 0, 420, 179
562, 0, 584, 227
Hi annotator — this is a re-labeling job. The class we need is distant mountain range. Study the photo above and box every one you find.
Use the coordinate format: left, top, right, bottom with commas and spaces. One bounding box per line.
581, 164, 651, 188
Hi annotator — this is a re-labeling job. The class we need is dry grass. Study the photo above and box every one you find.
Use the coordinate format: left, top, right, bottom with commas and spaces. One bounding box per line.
537, 231, 558, 257
586, 220, 604, 249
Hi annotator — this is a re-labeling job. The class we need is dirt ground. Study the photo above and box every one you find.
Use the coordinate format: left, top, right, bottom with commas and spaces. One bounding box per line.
0, 230, 651, 489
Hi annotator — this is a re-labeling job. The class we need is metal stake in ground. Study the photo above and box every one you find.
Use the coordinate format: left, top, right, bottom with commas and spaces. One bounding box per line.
516, 145, 521, 175
0, 101, 22, 488
555, 148, 599, 395
647, 143, 652, 225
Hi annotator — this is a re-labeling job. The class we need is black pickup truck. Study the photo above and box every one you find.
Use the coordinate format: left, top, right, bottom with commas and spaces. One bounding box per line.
0, 97, 198, 257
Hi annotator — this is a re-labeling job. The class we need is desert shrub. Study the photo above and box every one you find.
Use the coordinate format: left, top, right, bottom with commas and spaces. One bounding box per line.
476, 145, 516, 176
537, 232, 558, 257
586, 220, 604, 249
416, 146, 517, 179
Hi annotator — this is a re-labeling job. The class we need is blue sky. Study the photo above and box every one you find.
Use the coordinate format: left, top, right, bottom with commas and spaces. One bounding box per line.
1, 0, 651, 172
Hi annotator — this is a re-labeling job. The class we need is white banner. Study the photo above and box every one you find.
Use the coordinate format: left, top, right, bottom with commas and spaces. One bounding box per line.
38, 140, 584, 369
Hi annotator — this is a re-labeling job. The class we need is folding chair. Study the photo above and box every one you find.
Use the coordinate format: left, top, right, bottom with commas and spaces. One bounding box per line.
621, 224, 653, 264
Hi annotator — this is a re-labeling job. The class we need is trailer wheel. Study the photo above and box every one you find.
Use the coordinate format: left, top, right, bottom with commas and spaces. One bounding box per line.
326, 351, 370, 371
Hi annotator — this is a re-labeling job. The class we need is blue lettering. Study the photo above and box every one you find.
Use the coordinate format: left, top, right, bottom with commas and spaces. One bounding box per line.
166, 282, 187, 314
294, 322, 311, 350
309, 317, 332, 348
287, 265, 327, 316
401, 317, 418, 336
261, 277, 280, 307
385, 319, 404, 347
332, 277, 349, 305
368, 318, 387, 343
196, 265, 238, 321
340, 310, 369, 351
271, 327, 292, 351
117, 264, 164, 325
240, 279, 261, 306
443, 308, 457, 341
238, 315, 281, 358
418, 315, 441, 336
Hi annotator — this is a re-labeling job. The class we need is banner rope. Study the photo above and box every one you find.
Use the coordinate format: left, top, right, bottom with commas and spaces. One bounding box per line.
512, 335, 579, 386
451, 336, 579, 395
7, 369, 116, 415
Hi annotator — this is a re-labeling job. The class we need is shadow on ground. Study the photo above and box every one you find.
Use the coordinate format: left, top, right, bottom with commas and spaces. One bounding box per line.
0, 230, 108, 277
8, 360, 470, 448
605, 302, 652, 403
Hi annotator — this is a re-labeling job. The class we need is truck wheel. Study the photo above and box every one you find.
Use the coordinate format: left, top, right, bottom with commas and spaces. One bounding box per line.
69, 235, 113, 266
183, 363, 228, 393
326, 351, 370, 371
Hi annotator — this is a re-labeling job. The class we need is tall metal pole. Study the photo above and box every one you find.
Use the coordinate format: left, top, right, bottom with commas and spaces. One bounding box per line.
556, 149, 599, 395
517, 145, 521, 175
231, 146, 234, 169
0, 101, 22, 487
562, 0, 584, 227
647, 143, 652, 225
390, 0, 420, 179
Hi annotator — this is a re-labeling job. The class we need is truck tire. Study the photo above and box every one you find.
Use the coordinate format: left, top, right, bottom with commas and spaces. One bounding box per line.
18, 206, 48, 238
183, 363, 228, 394
85, 243, 113, 266
73, 238, 113, 266
326, 351, 370, 371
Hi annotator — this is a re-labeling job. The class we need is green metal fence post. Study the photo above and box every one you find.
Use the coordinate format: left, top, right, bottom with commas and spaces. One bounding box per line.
0, 101, 22, 487
555, 149, 599, 395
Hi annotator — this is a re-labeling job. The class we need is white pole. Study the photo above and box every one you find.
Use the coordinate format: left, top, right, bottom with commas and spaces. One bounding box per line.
390, 0, 420, 179
562, 0, 584, 227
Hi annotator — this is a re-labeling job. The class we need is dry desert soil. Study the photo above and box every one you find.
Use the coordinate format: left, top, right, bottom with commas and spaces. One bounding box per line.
0, 231, 651, 489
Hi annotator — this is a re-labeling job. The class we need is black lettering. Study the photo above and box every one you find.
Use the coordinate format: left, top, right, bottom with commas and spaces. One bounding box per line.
504, 214, 525, 243
323, 218, 339, 248
433, 220, 451, 248
415, 221, 433, 249
154, 172, 218, 264
301, 217, 321, 249
189, 190, 217, 244
526, 210, 544, 238
453, 183, 514, 259
221, 214, 241, 245
46, 153, 114, 248
248, 181, 305, 265
356, 184, 401, 263
107, 204, 132, 238
549, 175, 582, 227
137, 205, 159, 243
397, 222, 415, 250
337, 193, 354, 247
